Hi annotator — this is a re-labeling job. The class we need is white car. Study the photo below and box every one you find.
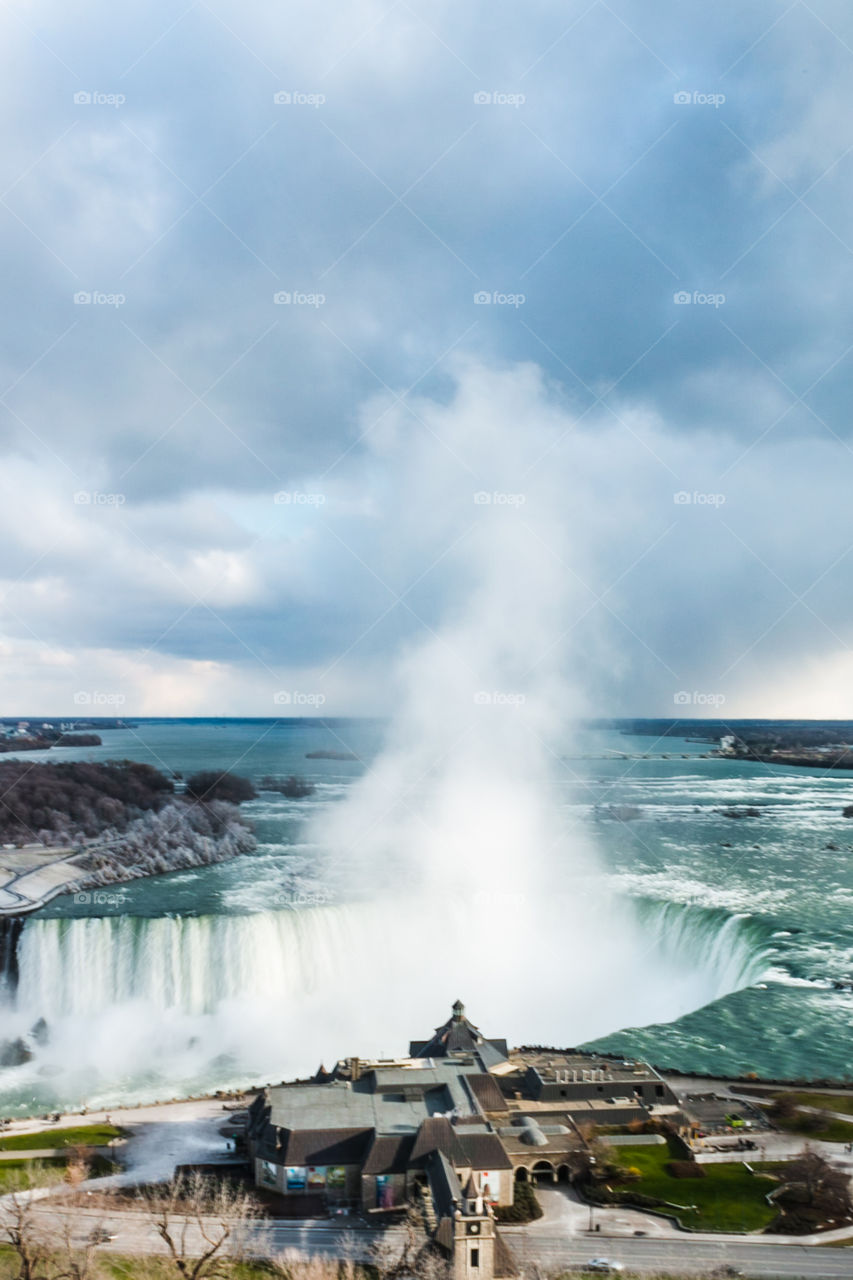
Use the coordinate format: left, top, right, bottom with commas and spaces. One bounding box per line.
585, 1261, 624, 1274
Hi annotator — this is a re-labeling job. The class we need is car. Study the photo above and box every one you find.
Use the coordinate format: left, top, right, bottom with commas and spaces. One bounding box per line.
585, 1261, 624, 1273
88, 1229, 118, 1245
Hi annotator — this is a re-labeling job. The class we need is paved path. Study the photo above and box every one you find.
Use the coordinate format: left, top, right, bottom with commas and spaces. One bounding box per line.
0, 845, 88, 914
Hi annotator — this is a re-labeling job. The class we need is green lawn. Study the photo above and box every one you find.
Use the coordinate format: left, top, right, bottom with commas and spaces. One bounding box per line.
606, 1141, 779, 1233
0, 1124, 124, 1151
777, 1091, 853, 1118
0, 1153, 118, 1192
772, 1111, 853, 1143
0, 1157, 69, 1191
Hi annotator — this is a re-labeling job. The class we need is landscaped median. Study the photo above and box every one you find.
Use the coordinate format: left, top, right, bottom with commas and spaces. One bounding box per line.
0, 1124, 125, 1152
585, 1137, 780, 1233
0, 1124, 125, 1190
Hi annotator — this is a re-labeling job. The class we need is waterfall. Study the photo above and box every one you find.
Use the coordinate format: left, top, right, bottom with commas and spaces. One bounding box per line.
14, 898, 771, 1022
0, 895, 773, 1113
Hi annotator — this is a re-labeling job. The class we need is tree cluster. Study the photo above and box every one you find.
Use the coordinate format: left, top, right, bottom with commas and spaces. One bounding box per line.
0, 760, 174, 846
183, 772, 257, 805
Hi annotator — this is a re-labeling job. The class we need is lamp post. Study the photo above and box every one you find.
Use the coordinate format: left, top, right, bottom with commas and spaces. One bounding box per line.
588, 1157, 596, 1232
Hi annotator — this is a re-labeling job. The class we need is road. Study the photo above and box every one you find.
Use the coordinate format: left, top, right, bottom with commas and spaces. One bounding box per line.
19, 1202, 853, 1278
503, 1230, 853, 1277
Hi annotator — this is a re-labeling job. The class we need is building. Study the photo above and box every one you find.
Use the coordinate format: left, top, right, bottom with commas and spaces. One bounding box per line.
246, 1002, 680, 1278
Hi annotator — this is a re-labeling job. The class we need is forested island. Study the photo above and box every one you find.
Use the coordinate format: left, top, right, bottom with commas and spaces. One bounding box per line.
0, 760, 257, 903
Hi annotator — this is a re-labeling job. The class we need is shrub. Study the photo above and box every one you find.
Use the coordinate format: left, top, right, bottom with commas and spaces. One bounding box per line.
184, 771, 257, 805
493, 1179, 543, 1223
665, 1160, 706, 1179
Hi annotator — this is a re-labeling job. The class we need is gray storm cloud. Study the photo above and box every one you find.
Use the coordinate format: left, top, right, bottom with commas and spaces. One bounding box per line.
1, 0, 853, 712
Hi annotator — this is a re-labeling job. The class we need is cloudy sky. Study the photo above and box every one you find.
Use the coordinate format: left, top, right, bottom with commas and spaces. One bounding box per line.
2, 0, 853, 716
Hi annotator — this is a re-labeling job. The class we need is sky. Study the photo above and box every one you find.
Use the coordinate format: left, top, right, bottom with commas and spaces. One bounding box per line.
2, 0, 853, 717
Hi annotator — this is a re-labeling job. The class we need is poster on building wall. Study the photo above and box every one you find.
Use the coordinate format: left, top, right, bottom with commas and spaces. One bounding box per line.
326, 1167, 346, 1189
286, 1167, 307, 1190
376, 1175, 395, 1209
307, 1167, 326, 1188
260, 1161, 278, 1188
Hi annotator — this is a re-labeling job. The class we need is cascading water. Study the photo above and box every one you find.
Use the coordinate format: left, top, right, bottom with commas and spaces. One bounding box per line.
0, 895, 772, 1112
14, 899, 771, 1021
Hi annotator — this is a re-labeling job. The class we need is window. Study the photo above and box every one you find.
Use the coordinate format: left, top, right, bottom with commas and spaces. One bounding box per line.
655, 1085, 664, 1097
560, 1089, 567, 1097
470, 1249, 479, 1269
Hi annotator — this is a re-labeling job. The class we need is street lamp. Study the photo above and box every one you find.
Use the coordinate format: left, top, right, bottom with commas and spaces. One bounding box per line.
588, 1157, 596, 1232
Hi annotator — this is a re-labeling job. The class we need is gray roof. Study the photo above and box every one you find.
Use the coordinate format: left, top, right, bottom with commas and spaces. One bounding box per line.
362, 1132, 416, 1174
279, 1127, 373, 1166
259, 1061, 481, 1141
426, 1149, 463, 1219
468, 1073, 508, 1113
457, 1132, 513, 1171
410, 1002, 508, 1070
410, 1117, 468, 1167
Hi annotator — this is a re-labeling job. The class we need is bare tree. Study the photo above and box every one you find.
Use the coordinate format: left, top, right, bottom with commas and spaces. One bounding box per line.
139, 1172, 263, 1280
0, 1186, 53, 1280
783, 1146, 853, 1219
0, 1168, 109, 1280
369, 1207, 448, 1280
